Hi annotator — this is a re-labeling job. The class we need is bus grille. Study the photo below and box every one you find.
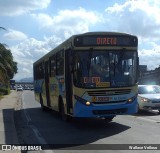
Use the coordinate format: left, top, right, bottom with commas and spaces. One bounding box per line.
87, 89, 131, 96
93, 108, 127, 115
92, 100, 126, 104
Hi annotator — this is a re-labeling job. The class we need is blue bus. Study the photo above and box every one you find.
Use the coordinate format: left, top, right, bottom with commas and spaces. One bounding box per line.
33, 32, 138, 122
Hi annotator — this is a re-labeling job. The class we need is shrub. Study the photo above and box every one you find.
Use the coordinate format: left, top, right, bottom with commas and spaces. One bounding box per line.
0, 87, 10, 95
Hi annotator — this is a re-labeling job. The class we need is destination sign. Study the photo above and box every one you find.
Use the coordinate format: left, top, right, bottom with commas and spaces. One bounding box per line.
74, 35, 138, 47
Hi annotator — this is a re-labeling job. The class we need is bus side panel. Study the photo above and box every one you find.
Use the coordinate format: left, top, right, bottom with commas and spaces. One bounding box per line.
57, 76, 66, 112
34, 79, 44, 103
49, 77, 59, 111
35, 92, 40, 103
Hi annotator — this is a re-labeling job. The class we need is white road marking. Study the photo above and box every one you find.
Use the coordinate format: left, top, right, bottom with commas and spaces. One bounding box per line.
22, 92, 54, 153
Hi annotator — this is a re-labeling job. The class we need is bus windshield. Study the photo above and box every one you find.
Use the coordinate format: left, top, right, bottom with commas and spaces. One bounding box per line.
73, 50, 137, 88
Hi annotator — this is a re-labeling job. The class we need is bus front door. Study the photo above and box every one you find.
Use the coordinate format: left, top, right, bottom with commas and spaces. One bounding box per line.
65, 50, 73, 115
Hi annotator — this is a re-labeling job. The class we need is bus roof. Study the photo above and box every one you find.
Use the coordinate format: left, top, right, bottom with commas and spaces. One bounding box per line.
74, 31, 137, 37
34, 31, 137, 65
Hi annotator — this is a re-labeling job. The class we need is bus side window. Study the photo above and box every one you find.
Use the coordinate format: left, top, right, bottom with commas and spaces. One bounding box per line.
56, 50, 64, 76
50, 55, 56, 77
35, 62, 44, 79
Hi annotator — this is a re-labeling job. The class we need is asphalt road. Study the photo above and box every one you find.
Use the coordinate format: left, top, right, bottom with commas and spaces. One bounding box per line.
14, 91, 160, 153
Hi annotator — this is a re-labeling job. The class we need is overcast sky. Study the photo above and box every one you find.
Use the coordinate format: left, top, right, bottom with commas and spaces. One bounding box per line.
0, 0, 160, 80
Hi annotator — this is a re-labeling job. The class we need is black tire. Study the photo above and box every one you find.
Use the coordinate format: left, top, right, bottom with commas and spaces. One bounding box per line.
158, 110, 160, 114
41, 103, 48, 111
40, 94, 47, 111
104, 116, 114, 123
60, 100, 68, 121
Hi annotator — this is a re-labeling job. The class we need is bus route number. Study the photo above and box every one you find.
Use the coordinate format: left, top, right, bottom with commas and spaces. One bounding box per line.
83, 77, 100, 83
97, 37, 117, 45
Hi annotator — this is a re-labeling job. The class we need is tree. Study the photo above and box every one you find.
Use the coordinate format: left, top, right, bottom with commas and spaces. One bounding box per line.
0, 27, 18, 86
0, 44, 18, 79
0, 27, 7, 84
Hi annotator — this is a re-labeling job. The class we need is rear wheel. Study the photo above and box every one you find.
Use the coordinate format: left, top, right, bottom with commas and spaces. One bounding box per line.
59, 99, 69, 121
41, 103, 48, 111
40, 94, 48, 111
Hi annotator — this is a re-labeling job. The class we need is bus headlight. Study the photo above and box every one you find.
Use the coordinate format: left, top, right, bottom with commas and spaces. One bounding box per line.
86, 101, 91, 106
127, 96, 136, 103
74, 95, 91, 106
127, 98, 133, 103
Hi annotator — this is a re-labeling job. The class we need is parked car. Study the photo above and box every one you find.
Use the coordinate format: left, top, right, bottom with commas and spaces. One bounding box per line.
138, 85, 160, 114
17, 86, 23, 91
30, 86, 34, 90
13, 86, 17, 90
24, 86, 30, 90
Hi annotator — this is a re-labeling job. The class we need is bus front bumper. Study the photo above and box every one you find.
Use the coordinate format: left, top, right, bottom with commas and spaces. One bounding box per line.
73, 100, 138, 118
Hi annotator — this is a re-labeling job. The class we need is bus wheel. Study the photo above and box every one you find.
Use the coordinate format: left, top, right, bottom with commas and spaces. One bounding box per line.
60, 101, 68, 121
40, 94, 47, 111
104, 116, 114, 123
41, 103, 48, 111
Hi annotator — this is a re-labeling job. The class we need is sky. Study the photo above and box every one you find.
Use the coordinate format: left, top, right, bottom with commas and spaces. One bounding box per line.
0, 0, 160, 80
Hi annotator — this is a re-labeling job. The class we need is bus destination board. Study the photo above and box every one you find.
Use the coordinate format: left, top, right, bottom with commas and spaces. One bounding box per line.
74, 35, 138, 47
